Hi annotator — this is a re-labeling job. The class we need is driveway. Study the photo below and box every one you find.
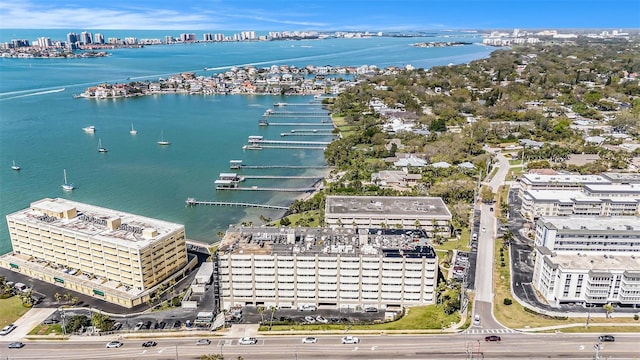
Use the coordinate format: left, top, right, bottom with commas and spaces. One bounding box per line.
2, 307, 57, 341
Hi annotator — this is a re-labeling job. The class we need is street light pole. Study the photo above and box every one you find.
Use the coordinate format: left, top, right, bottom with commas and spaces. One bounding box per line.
175, 344, 178, 360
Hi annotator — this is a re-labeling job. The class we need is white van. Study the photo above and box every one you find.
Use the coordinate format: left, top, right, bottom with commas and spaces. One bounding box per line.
473, 314, 480, 325
472, 233, 478, 241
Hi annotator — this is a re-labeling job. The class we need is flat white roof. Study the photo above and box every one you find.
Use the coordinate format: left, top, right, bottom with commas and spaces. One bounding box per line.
542, 250, 640, 272
538, 216, 639, 232
524, 189, 639, 203
325, 195, 451, 218
7, 198, 184, 250
520, 173, 609, 185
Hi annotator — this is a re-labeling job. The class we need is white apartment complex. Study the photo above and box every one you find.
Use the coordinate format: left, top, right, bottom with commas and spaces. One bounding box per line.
520, 183, 640, 220
217, 226, 439, 311
325, 196, 452, 237
532, 216, 640, 306
2, 198, 190, 308
518, 172, 640, 199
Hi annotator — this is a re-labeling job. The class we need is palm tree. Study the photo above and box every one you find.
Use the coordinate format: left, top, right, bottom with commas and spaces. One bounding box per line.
257, 306, 265, 324
603, 303, 614, 319
54, 292, 62, 304
269, 306, 277, 330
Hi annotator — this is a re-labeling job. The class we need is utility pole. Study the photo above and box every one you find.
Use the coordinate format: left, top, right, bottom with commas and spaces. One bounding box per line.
175, 344, 178, 360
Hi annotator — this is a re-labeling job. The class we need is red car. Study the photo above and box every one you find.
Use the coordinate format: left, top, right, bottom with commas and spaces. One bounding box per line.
485, 335, 501, 342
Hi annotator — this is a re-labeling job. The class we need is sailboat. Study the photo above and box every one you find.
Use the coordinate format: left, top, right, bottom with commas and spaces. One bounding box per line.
97, 138, 108, 153
11, 160, 20, 171
157, 130, 170, 145
129, 123, 138, 135
62, 169, 74, 191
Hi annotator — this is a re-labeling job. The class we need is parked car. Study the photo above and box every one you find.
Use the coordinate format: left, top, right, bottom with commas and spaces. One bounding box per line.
485, 335, 501, 342
598, 335, 615, 342
304, 316, 316, 323
364, 307, 378, 312
1, 324, 17, 336
341, 336, 360, 344
238, 337, 258, 345
302, 337, 317, 344
106, 341, 124, 348
473, 315, 480, 326
42, 319, 59, 325
112, 322, 123, 331
315, 316, 329, 323
142, 341, 157, 347
482, 226, 486, 232
134, 322, 145, 331
196, 339, 211, 346
299, 304, 317, 311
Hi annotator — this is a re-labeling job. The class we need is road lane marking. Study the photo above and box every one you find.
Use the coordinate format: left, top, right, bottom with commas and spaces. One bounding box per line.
371, 346, 378, 351
353, 346, 359, 351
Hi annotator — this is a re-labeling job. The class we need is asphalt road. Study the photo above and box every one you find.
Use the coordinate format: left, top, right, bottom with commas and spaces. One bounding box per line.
1, 333, 637, 359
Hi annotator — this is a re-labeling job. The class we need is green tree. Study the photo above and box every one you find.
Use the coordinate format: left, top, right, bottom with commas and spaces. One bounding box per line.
257, 306, 265, 324
603, 303, 614, 319
92, 312, 114, 331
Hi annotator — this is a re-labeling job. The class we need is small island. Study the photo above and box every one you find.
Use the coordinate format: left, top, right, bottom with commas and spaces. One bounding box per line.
411, 41, 472, 48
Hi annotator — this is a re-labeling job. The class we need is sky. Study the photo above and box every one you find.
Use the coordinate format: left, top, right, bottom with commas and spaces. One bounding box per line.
0, 0, 638, 31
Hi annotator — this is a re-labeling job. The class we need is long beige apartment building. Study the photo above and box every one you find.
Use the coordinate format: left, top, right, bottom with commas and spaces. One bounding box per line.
2, 198, 189, 308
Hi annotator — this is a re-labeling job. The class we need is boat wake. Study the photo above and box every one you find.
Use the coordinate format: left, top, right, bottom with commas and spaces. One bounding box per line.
0, 88, 65, 100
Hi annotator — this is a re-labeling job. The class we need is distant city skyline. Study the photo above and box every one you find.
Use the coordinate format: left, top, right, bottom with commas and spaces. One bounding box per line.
0, 0, 638, 31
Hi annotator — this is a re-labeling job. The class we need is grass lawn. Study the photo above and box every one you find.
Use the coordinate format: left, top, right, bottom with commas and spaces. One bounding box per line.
546, 325, 640, 333
331, 115, 347, 127
434, 234, 470, 252
262, 305, 460, 332
279, 210, 323, 227
29, 324, 64, 336
0, 296, 30, 328
508, 159, 524, 165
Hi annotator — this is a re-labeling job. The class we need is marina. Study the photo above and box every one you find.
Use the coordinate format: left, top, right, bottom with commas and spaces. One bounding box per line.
185, 198, 289, 210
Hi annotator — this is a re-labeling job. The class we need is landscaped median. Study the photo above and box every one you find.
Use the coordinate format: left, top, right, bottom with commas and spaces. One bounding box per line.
493, 237, 640, 332
258, 305, 461, 334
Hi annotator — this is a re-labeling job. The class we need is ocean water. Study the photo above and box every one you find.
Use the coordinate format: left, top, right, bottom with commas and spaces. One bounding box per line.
0, 30, 496, 253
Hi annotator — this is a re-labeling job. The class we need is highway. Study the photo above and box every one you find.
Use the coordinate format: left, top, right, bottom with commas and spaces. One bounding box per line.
1, 333, 637, 359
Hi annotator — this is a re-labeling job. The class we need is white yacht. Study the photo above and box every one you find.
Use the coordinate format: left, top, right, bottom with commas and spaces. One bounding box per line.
11, 160, 20, 171
129, 123, 138, 135
97, 138, 108, 153
62, 169, 74, 191
157, 130, 170, 145
83, 126, 96, 133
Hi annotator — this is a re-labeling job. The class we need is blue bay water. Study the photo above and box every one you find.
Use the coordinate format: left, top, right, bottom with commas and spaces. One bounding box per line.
0, 30, 496, 253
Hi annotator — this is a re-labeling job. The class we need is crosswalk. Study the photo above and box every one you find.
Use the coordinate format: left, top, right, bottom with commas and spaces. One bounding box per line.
463, 328, 517, 335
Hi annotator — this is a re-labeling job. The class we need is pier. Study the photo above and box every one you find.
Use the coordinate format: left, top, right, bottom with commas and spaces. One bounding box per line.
186, 198, 289, 210
216, 186, 317, 192
259, 121, 333, 127
280, 132, 336, 137
242, 175, 324, 180
229, 160, 329, 170
274, 102, 325, 107
249, 139, 331, 146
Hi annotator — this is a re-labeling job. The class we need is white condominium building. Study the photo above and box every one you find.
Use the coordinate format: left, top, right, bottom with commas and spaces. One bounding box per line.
2, 198, 189, 308
532, 249, 640, 306
518, 173, 610, 199
324, 196, 452, 237
217, 226, 439, 311
532, 216, 640, 306
520, 183, 640, 220
534, 216, 640, 253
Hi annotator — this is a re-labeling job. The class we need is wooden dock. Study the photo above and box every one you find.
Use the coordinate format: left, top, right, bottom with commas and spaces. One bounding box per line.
241, 175, 324, 180
259, 122, 333, 126
280, 132, 336, 137
186, 198, 289, 210
233, 164, 329, 169
216, 186, 317, 192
